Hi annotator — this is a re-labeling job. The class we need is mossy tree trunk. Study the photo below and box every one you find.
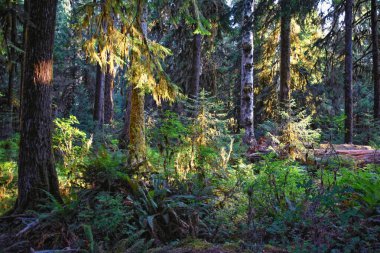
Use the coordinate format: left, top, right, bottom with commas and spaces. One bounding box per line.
127, 1, 147, 167
129, 88, 146, 165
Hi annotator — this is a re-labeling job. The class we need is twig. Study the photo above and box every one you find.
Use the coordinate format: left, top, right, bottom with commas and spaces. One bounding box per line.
33, 249, 85, 253
16, 219, 39, 237
0, 214, 30, 220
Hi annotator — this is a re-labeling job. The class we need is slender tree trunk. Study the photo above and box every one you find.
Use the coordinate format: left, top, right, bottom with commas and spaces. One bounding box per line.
240, 0, 255, 145
83, 67, 93, 96
61, 70, 76, 117
93, 64, 104, 126
279, 0, 291, 108
62, 2, 79, 118
15, 0, 61, 213
104, 63, 114, 124
7, 4, 16, 108
19, 0, 30, 130
189, 33, 201, 100
371, 0, 380, 120
120, 85, 132, 149
234, 78, 241, 133
93, 1, 106, 126
344, 0, 353, 143
62, 48, 77, 118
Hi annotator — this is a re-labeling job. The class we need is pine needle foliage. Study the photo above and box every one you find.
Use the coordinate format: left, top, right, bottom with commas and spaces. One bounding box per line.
77, 0, 177, 104
255, 13, 324, 118
259, 102, 321, 160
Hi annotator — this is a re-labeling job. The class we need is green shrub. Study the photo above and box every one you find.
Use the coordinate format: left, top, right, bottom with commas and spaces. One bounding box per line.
0, 160, 17, 214
53, 115, 92, 187
78, 192, 136, 241
0, 133, 19, 162
148, 110, 188, 174
148, 92, 235, 182
82, 147, 127, 190
0, 134, 19, 214
337, 166, 380, 210
263, 108, 321, 160
247, 155, 309, 216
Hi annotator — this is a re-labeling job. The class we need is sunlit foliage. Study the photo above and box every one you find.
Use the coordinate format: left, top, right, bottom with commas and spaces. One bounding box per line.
256, 13, 324, 118
79, 0, 176, 104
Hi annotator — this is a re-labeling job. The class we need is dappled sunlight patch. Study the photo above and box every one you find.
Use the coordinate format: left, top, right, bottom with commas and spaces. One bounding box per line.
33, 60, 53, 85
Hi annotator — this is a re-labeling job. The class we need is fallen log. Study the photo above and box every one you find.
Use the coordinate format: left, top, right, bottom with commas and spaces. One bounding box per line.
315, 144, 380, 164
246, 143, 380, 165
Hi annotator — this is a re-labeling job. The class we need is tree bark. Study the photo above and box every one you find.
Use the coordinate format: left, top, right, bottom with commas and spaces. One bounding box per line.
62, 46, 77, 118
104, 63, 114, 124
240, 0, 255, 145
15, 0, 61, 213
7, 4, 16, 108
189, 33, 202, 100
129, 88, 146, 165
344, 0, 353, 144
93, 63, 104, 126
127, 1, 147, 166
279, 0, 291, 108
119, 85, 132, 149
19, 0, 30, 130
371, 0, 380, 120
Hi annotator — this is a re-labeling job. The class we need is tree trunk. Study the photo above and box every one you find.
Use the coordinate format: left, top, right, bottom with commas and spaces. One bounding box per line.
19, 0, 30, 130
240, 0, 255, 145
93, 64, 104, 126
279, 0, 291, 108
7, 4, 16, 108
16, 0, 61, 213
129, 88, 146, 165
127, 2, 147, 166
190, 33, 201, 99
104, 63, 114, 124
62, 47, 77, 118
189, 33, 201, 100
371, 0, 380, 120
83, 67, 94, 96
344, 0, 353, 144
119, 85, 132, 149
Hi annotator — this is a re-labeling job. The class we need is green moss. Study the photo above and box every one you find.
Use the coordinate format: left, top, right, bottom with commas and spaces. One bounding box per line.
221, 242, 241, 251
180, 238, 213, 250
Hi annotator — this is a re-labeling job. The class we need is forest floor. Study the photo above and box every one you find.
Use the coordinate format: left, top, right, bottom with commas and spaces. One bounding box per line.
0, 136, 379, 252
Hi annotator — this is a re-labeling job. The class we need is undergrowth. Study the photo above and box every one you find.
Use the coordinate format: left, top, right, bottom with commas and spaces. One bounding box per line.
0, 111, 379, 253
